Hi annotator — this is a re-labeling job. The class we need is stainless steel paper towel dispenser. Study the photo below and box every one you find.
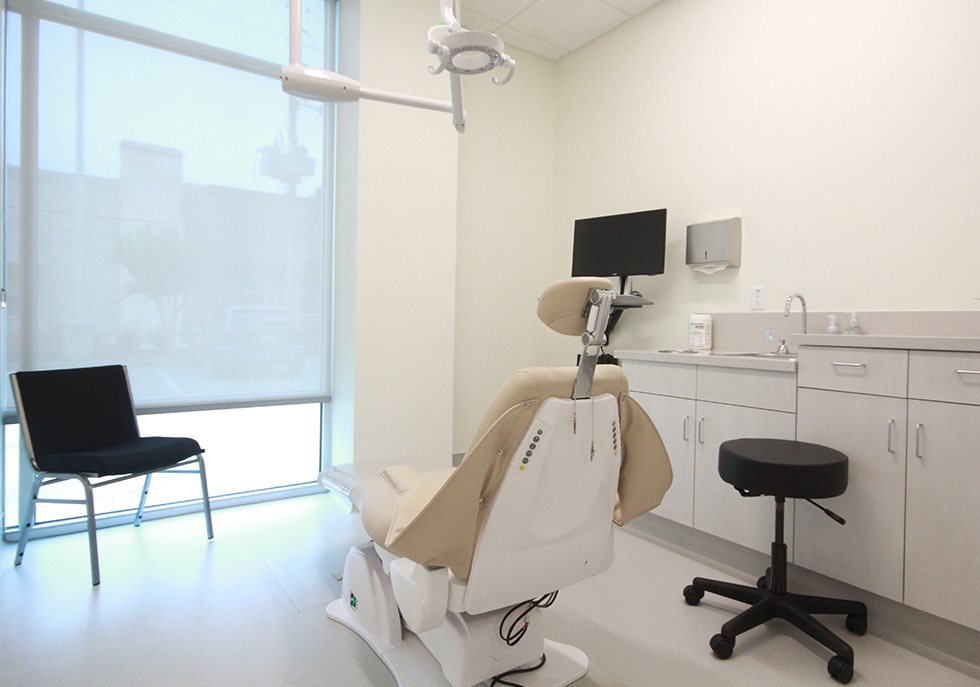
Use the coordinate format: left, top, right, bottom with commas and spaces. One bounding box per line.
686, 217, 741, 274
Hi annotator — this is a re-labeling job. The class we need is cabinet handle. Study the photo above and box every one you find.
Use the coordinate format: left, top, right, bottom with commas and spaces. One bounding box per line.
683, 416, 690, 441
697, 417, 705, 444
886, 418, 895, 453
955, 369, 980, 376
831, 362, 866, 368
915, 423, 923, 459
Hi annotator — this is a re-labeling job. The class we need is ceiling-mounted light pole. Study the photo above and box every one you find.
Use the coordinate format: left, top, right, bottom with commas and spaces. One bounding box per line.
281, 0, 515, 133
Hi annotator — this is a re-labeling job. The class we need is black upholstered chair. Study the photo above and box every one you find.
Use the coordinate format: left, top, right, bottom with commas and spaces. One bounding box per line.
10, 365, 213, 585
683, 438, 868, 684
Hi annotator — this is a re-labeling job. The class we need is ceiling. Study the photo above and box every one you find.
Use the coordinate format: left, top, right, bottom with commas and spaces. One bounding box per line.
459, 0, 664, 61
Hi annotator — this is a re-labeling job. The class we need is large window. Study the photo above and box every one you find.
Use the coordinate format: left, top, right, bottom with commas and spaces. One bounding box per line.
2, 0, 336, 534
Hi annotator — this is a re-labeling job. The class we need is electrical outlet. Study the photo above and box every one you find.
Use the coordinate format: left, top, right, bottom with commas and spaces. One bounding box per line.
751, 286, 765, 310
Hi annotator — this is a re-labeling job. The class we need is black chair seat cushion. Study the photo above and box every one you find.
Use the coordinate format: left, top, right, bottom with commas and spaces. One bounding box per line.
35, 436, 203, 476
719, 438, 847, 499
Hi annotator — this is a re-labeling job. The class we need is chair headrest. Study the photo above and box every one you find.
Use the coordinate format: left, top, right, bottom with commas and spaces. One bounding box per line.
536, 277, 614, 336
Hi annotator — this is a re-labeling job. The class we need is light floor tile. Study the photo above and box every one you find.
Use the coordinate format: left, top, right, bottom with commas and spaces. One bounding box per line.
1, 494, 977, 687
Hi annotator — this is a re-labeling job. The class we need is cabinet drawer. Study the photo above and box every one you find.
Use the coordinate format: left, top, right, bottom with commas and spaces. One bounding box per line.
620, 360, 696, 399
909, 350, 980, 406
696, 366, 796, 412
798, 347, 908, 397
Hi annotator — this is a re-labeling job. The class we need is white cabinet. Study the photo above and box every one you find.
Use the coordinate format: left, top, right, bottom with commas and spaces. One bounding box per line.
795, 346, 909, 601
632, 392, 696, 526
796, 346, 980, 626
622, 359, 796, 554
795, 388, 908, 601
693, 400, 796, 554
904, 350, 980, 631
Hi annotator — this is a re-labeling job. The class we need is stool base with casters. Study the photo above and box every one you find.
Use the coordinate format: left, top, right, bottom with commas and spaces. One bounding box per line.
683, 439, 868, 684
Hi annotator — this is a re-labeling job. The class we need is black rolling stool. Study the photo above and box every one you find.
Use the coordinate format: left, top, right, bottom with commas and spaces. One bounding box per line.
683, 438, 868, 684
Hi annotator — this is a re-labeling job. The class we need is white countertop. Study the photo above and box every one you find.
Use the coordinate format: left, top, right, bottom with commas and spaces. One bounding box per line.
615, 349, 798, 372
788, 333, 980, 352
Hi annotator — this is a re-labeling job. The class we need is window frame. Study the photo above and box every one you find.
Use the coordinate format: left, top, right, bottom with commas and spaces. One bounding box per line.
0, 0, 339, 538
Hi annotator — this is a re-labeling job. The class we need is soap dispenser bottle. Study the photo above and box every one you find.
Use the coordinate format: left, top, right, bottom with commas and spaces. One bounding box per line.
826, 314, 839, 334
843, 312, 863, 335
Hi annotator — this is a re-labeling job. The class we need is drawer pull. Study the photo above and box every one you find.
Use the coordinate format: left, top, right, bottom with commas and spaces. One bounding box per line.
887, 419, 895, 454
683, 416, 690, 441
831, 362, 866, 369
915, 423, 923, 459
697, 417, 705, 444
955, 369, 980, 376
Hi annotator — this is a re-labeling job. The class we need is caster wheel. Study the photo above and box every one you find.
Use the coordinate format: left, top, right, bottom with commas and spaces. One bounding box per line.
827, 655, 853, 684
709, 633, 734, 660
756, 575, 768, 590
845, 613, 868, 636
683, 585, 704, 606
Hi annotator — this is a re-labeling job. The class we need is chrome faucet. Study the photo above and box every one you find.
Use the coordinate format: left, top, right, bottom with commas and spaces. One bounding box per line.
784, 293, 808, 335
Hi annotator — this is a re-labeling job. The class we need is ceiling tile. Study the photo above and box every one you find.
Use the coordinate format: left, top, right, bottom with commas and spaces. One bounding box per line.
462, 0, 537, 24
598, 0, 665, 16
495, 25, 569, 61
459, 8, 502, 33
508, 0, 630, 51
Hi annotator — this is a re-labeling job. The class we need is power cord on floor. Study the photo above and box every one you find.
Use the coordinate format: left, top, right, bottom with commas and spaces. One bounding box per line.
490, 591, 558, 686
490, 654, 546, 686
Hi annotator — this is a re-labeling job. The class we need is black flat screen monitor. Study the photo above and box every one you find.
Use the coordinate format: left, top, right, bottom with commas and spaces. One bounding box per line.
571, 208, 667, 279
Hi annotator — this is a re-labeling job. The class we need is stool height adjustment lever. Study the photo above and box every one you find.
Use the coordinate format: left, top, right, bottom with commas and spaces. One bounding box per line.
806, 498, 846, 525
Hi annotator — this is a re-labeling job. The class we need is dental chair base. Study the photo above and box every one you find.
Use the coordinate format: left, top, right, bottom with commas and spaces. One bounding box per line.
327, 542, 588, 687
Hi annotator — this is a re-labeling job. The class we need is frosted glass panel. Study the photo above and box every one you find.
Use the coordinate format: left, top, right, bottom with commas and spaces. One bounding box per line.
46, 0, 330, 66
5, 20, 330, 409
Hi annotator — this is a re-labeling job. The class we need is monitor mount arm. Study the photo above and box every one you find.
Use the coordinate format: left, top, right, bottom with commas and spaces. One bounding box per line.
572, 287, 653, 396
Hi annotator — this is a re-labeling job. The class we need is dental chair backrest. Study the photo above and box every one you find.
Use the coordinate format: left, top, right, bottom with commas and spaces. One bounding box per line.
360, 278, 672, 615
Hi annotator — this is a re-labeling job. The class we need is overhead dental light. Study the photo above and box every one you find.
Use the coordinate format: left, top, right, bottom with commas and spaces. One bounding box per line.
280, 0, 515, 133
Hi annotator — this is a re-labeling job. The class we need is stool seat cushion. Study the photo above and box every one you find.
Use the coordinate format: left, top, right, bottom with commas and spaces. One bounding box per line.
718, 438, 847, 499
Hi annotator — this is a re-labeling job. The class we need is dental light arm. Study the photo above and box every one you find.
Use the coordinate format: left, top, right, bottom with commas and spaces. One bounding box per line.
282, 0, 454, 115
281, 0, 515, 133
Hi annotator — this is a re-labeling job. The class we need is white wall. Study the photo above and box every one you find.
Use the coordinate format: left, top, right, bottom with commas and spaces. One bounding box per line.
453, 49, 556, 454
332, 0, 459, 467
553, 0, 980, 352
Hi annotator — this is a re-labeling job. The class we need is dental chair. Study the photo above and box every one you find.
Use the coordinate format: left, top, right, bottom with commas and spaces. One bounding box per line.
326, 277, 672, 687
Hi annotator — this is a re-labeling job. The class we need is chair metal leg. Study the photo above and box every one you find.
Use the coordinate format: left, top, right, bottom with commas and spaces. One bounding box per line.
197, 455, 214, 540
14, 473, 44, 567
134, 473, 153, 527
76, 476, 101, 586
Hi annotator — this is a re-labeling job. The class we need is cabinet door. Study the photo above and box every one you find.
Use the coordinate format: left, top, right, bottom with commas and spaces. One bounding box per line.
795, 388, 907, 601
906, 400, 980, 631
632, 391, 696, 526
693, 401, 796, 554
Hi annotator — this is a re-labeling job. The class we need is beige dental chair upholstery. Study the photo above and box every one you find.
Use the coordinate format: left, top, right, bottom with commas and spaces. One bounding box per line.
327, 277, 672, 687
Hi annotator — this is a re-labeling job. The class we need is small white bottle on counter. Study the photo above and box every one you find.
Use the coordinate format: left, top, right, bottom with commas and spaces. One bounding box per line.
689, 314, 713, 351
826, 314, 839, 334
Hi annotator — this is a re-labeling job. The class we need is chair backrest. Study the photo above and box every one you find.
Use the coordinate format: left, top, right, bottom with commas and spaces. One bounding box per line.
10, 365, 140, 470
462, 391, 622, 613
369, 365, 672, 610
